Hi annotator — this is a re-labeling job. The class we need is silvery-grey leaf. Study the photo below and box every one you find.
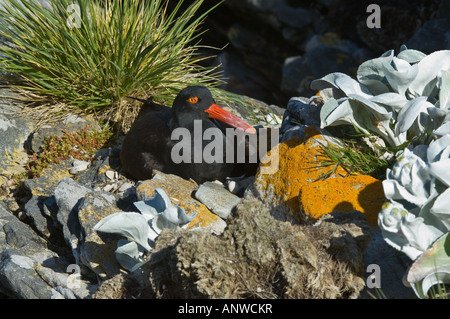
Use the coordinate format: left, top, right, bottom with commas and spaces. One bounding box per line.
347, 94, 392, 121
434, 122, 450, 136
429, 160, 450, 188
152, 214, 177, 232
311, 72, 372, 98
357, 50, 393, 94
397, 48, 427, 64
382, 57, 419, 97
427, 134, 450, 162
94, 212, 151, 251
370, 92, 408, 111
115, 239, 148, 272
406, 232, 450, 298
161, 205, 193, 226
395, 97, 431, 135
319, 98, 339, 128
439, 70, 450, 110
135, 188, 171, 213
133, 201, 158, 218
409, 50, 450, 97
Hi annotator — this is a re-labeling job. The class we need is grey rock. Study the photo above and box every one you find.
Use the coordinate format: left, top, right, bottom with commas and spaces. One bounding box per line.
359, 227, 416, 299
54, 177, 93, 270
280, 96, 322, 142
24, 194, 57, 238
74, 148, 121, 188
406, 19, 450, 54
0, 201, 95, 298
23, 159, 74, 197
195, 182, 242, 219
25, 113, 100, 153
70, 160, 90, 175
77, 192, 122, 279
0, 248, 58, 299
0, 89, 34, 180
275, 5, 312, 30
281, 46, 358, 97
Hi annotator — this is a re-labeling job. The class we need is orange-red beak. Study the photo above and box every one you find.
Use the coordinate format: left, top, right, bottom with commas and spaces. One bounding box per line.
205, 104, 256, 134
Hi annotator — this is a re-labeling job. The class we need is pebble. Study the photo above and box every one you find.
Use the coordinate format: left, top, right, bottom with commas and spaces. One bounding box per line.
117, 182, 133, 193
102, 183, 114, 192
69, 160, 90, 175
105, 170, 117, 181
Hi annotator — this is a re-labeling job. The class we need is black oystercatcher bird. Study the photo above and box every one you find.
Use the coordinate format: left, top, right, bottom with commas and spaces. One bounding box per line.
120, 86, 259, 183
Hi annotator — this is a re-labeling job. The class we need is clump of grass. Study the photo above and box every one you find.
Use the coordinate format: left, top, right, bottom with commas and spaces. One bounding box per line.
318, 137, 394, 180
0, 0, 223, 131
26, 125, 113, 178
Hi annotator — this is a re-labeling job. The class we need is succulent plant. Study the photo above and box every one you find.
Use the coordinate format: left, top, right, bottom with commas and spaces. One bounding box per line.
405, 232, 450, 298
311, 47, 450, 148
378, 134, 450, 297
94, 188, 196, 272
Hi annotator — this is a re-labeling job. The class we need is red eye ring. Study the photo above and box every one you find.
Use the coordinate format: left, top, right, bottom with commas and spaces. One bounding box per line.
187, 96, 198, 104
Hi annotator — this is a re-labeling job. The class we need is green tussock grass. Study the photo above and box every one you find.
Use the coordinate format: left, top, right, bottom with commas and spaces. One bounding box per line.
319, 138, 393, 180
0, 0, 225, 132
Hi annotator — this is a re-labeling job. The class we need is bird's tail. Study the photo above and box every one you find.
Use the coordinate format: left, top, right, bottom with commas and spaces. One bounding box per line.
126, 96, 153, 103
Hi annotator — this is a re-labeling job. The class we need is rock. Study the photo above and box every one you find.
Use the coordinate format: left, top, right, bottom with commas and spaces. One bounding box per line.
23, 159, 73, 197
24, 194, 58, 238
355, 2, 433, 54
25, 113, 100, 153
247, 127, 349, 223
300, 175, 385, 226
74, 148, 121, 189
280, 96, 322, 142
0, 89, 35, 183
194, 182, 241, 219
136, 171, 227, 235
0, 201, 95, 298
69, 160, 90, 175
77, 192, 123, 279
225, 175, 255, 196
53, 177, 93, 271
360, 227, 416, 299
94, 198, 370, 299
281, 45, 359, 97
405, 19, 450, 54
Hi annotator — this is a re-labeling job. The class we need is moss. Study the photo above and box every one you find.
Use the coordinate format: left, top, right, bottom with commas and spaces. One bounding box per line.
94, 197, 370, 299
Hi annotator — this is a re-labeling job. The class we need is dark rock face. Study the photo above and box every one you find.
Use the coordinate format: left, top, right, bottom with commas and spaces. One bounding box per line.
189, 0, 444, 105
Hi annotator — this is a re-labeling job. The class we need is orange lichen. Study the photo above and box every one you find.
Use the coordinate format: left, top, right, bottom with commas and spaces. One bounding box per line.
136, 172, 223, 230
253, 127, 384, 225
254, 127, 348, 223
299, 175, 385, 226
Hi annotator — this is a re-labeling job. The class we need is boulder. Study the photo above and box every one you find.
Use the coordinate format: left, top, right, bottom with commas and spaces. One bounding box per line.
247, 127, 348, 223
300, 175, 385, 226
0, 89, 34, 183
136, 171, 227, 235
248, 127, 384, 226
0, 201, 95, 298
77, 192, 123, 279
405, 19, 450, 54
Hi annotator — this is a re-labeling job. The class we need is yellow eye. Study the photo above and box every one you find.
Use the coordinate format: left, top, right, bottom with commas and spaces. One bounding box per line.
187, 96, 198, 104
